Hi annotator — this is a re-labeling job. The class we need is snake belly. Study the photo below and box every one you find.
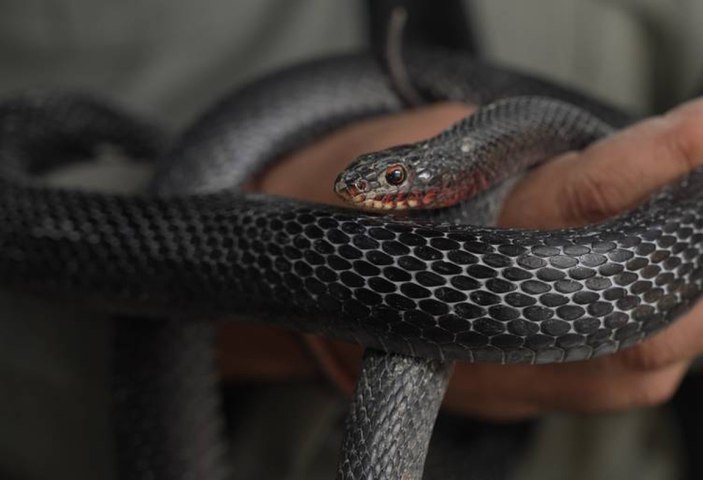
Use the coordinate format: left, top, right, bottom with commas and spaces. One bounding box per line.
0, 48, 702, 479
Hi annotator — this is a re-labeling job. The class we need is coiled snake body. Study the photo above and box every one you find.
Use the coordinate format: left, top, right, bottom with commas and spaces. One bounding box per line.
1, 49, 701, 479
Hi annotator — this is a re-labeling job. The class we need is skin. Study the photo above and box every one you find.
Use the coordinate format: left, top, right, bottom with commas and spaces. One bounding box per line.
221, 98, 703, 420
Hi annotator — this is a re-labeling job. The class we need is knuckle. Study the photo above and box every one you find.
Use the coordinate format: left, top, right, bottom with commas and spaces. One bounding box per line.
660, 110, 703, 174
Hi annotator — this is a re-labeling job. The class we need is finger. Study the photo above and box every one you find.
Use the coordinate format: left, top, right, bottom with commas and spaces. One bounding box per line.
532, 358, 688, 413
614, 299, 703, 371
446, 356, 689, 418
443, 394, 542, 421
500, 97, 703, 228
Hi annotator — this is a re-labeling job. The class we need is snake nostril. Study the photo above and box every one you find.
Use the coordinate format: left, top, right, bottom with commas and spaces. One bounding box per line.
355, 179, 368, 192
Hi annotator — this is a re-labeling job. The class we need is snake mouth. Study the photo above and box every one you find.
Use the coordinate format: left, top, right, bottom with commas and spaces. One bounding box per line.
335, 181, 420, 211
335, 181, 392, 210
335, 180, 445, 211
338, 189, 410, 211
335, 175, 430, 211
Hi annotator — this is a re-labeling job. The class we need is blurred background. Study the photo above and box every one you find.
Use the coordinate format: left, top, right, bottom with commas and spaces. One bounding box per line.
0, 0, 702, 479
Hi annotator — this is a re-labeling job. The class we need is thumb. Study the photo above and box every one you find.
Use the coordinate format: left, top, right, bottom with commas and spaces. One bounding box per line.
500, 97, 703, 229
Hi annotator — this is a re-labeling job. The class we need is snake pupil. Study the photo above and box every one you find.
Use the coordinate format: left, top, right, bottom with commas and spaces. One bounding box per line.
385, 165, 406, 186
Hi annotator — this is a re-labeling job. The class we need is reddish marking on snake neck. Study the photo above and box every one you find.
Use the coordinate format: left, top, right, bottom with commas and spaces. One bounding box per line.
422, 189, 439, 207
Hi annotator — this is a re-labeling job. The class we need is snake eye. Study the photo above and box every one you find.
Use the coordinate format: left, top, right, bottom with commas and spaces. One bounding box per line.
385, 164, 407, 186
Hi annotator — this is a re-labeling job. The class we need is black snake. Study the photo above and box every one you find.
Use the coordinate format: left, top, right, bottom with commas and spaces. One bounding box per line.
1, 47, 700, 479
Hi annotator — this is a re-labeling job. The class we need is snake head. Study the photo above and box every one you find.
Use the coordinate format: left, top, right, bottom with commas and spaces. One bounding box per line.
334, 142, 458, 210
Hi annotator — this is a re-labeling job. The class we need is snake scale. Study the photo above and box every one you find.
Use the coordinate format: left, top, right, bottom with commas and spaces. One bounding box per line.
1, 48, 701, 479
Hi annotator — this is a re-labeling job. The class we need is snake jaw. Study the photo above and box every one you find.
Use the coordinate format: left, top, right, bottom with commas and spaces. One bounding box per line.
337, 181, 421, 211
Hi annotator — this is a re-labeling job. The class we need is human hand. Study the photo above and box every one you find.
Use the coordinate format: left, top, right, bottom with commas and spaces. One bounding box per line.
251, 97, 703, 420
